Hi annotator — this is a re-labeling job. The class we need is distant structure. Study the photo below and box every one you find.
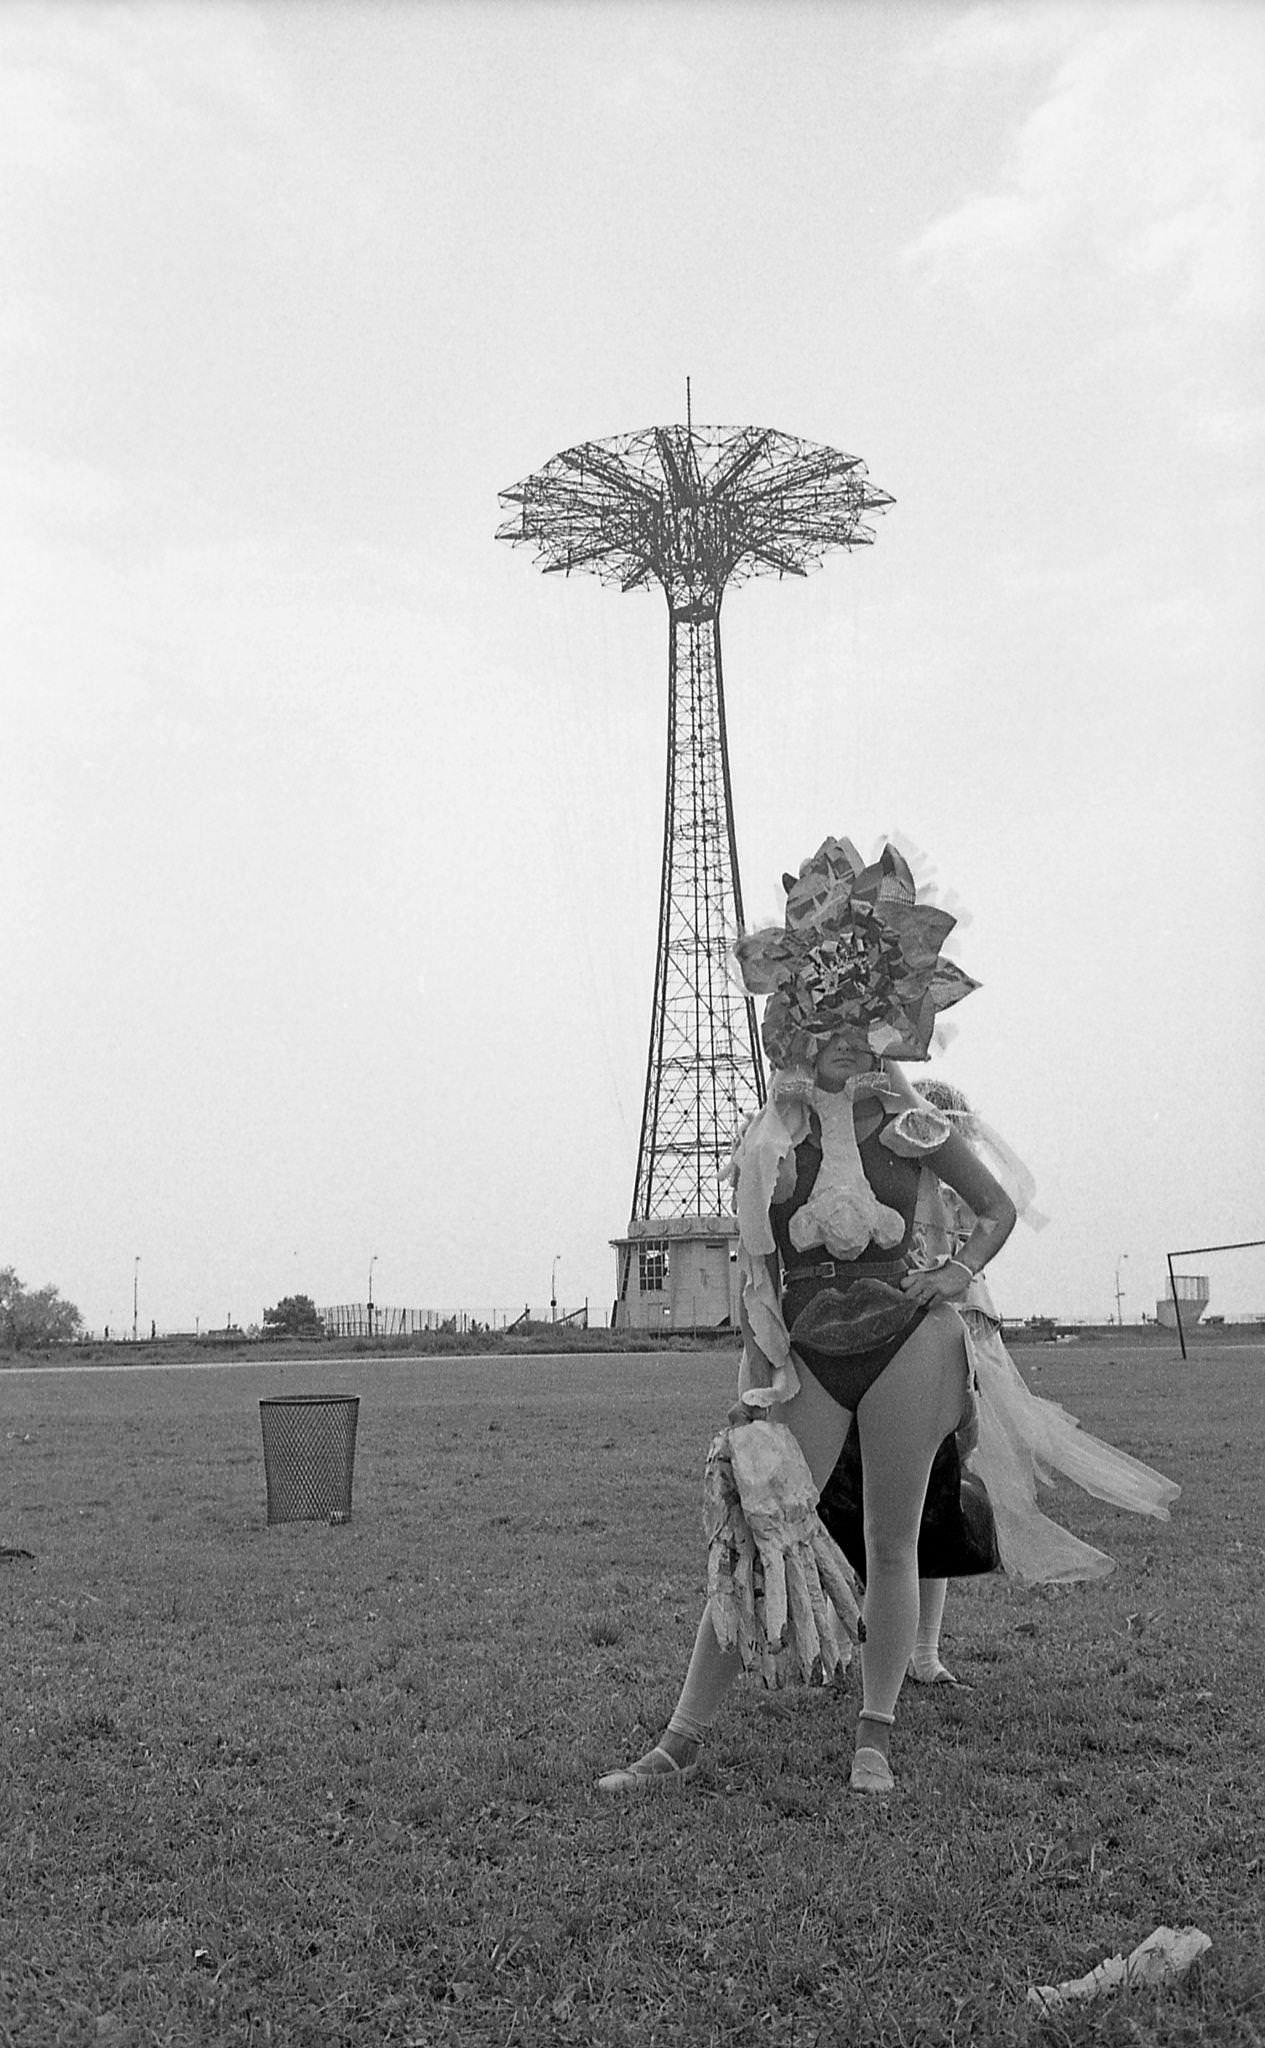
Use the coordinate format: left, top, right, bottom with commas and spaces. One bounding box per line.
1156, 1273, 1210, 1331
320, 1303, 445, 1339
498, 404, 892, 1328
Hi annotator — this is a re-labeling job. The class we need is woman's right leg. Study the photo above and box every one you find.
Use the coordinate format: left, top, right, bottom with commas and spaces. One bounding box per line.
854, 1307, 969, 1765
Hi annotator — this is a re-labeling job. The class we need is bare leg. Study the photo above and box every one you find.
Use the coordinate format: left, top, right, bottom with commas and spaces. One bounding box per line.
598, 1367, 851, 1789
854, 1307, 968, 1769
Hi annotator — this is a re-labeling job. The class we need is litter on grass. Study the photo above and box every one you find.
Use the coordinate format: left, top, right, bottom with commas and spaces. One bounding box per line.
1027, 1925, 1212, 2010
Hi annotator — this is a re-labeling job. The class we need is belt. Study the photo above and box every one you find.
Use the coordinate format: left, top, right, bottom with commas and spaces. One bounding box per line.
786, 1256, 907, 1285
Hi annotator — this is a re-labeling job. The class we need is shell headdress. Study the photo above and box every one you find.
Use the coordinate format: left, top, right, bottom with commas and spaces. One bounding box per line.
734, 836, 979, 1071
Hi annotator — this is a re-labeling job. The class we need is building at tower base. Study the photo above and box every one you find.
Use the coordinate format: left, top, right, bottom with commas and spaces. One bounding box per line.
611, 1215, 740, 1331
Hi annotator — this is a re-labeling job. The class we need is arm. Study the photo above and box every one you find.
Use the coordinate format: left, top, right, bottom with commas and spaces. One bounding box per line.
730, 1250, 781, 1424
901, 1130, 1016, 1308
728, 1111, 803, 1422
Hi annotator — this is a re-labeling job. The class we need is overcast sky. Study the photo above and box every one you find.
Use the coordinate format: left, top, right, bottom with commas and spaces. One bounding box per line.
3, 0, 1263, 1335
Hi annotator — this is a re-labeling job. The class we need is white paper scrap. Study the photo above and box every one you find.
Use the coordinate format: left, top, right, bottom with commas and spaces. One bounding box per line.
1027, 1925, 1212, 2010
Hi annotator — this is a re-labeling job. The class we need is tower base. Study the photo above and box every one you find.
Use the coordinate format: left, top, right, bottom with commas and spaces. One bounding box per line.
611, 1215, 740, 1332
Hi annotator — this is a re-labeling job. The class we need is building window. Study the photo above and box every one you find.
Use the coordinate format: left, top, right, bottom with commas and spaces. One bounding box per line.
639, 1241, 668, 1293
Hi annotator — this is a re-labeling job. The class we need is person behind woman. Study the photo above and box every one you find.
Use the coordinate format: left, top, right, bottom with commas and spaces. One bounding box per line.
906, 1075, 1017, 1681
908, 1076, 1000, 1681
598, 835, 1016, 1797
819, 1074, 1181, 1683
909, 1079, 1180, 1587
818, 1074, 1013, 1685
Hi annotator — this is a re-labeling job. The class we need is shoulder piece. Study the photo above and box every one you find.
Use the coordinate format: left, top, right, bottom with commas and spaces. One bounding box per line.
878, 1104, 953, 1158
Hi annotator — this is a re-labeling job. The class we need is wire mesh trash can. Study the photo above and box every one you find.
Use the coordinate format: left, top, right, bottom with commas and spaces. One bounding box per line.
259, 1394, 359, 1525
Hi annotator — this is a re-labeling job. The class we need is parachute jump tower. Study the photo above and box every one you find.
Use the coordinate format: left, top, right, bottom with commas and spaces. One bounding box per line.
497, 406, 892, 1329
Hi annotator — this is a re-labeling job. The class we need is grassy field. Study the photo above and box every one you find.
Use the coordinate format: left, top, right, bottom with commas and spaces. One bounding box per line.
1, 1342, 1261, 2048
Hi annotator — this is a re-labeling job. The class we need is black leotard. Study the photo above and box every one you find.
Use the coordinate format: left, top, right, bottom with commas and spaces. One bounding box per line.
771, 1109, 932, 1412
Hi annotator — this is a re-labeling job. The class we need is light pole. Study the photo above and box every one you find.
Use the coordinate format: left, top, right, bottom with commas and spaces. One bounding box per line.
132, 1256, 140, 1343
1114, 1253, 1128, 1326
368, 1254, 378, 1338
551, 1254, 561, 1323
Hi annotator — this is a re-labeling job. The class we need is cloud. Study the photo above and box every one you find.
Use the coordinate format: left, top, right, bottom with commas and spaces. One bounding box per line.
906, 4, 1265, 329
0, 0, 292, 180
920, 1, 1087, 77
1186, 400, 1265, 452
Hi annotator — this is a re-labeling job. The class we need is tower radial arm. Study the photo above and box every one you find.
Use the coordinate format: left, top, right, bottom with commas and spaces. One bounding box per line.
496, 422, 893, 596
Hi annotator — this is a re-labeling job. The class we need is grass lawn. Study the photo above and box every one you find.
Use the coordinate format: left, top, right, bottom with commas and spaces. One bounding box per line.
1, 1341, 1262, 2047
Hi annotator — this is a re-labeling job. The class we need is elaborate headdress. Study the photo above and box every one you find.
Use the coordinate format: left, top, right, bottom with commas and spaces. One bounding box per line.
734, 836, 978, 1071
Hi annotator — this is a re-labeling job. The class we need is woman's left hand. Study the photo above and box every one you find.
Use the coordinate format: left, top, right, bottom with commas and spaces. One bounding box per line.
901, 1262, 971, 1306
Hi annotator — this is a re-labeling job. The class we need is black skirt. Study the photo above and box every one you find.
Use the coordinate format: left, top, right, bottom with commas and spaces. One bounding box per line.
818, 1421, 1001, 1582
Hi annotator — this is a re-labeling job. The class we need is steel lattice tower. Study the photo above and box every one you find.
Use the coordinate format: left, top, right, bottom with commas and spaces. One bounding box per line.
497, 415, 892, 1323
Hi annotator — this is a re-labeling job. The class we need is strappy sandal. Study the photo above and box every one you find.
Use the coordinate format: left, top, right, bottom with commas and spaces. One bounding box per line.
596, 1744, 700, 1795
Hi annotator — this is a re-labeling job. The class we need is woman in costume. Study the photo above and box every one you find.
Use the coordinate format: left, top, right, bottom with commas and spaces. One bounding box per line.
598, 835, 1017, 1797
818, 1077, 1181, 1681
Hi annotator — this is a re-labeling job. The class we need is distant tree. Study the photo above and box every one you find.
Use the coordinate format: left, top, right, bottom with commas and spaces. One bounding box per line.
0, 1267, 84, 1352
262, 1293, 325, 1339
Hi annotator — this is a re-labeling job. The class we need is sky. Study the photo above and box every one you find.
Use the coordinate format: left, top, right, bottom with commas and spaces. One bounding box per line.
2, 0, 1263, 1336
